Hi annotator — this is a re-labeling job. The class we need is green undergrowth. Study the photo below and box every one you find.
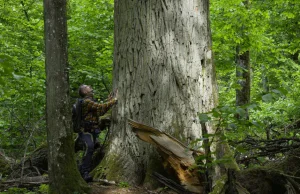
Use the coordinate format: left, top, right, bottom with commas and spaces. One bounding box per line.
0, 184, 48, 194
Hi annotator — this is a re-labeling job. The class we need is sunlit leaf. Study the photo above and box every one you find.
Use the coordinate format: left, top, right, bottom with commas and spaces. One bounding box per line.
262, 93, 273, 102
198, 113, 210, 123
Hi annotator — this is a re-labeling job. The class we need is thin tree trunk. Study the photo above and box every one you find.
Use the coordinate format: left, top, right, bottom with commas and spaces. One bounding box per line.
235, 48, 250, 109
235, 0, 251, 119
261, 65, 269, 94
101, 0, 218, 187
44, 0, 89, 193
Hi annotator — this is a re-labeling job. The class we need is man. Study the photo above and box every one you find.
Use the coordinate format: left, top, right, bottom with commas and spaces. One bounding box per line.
77, 84, 117, 182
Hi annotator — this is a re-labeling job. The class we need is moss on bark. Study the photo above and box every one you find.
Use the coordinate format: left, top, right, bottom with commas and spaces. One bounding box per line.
91, 153, 125, 182
48, 136, 90, 194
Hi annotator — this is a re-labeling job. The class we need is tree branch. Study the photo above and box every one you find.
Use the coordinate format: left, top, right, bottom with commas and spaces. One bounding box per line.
20, 1, 30, 21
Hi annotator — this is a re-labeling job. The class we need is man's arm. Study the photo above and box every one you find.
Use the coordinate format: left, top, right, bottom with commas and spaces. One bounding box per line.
85, 98, 117, 116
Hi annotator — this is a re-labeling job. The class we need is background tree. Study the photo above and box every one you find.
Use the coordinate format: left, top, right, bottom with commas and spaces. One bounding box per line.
43, 0, 89, 193
98, 0, 218, 186
235, 0, 250, 120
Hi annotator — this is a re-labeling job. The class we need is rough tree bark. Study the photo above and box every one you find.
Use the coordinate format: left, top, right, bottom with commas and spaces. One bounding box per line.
44, 0, 89, 193
99, 0, 218, 187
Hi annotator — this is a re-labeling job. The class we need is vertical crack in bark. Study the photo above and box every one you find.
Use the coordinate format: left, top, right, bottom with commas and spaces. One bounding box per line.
161, 0, 168, 12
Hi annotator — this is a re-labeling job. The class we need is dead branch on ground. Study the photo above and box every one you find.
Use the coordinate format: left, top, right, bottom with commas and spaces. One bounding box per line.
128, 119, 204, 194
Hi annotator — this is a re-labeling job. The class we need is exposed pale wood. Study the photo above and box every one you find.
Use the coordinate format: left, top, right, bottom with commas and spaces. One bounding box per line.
128, 119, 204, 193
95, 179, 116, 185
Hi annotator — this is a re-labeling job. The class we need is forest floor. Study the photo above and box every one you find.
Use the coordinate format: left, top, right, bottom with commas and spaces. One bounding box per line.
89, 182, 177, 194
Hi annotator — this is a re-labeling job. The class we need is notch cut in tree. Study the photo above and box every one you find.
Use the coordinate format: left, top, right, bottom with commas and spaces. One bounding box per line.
128, 119, 205, 194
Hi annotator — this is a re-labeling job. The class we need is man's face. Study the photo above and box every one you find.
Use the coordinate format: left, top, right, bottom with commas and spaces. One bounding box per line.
83, 85, 94, 97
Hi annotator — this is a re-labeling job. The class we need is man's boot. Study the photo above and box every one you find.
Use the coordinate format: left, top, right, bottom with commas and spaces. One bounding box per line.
82, 171, 93, 183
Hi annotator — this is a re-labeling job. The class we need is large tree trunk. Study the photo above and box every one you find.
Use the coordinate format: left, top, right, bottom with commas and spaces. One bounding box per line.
44, 0, 89, 193
100, 0, 218, 186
